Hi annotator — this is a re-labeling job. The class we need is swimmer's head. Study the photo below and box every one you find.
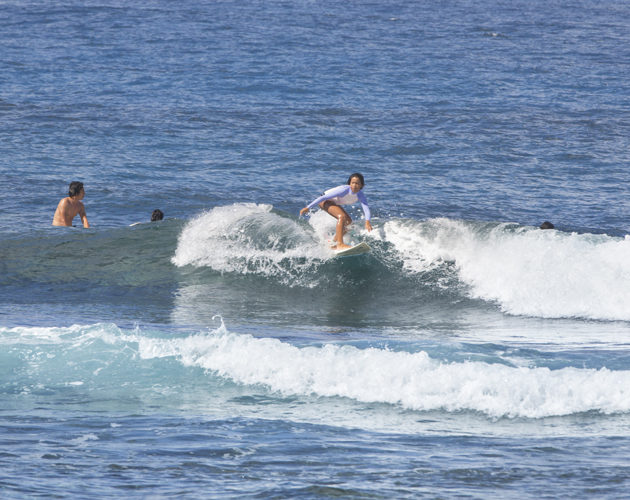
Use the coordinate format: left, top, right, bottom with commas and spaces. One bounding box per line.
347, 173, 365, 188
68, 181, 84, 197
151, 209, 164, 221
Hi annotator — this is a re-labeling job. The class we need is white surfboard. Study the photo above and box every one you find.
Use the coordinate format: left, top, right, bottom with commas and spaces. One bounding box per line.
333, 241, 371, 257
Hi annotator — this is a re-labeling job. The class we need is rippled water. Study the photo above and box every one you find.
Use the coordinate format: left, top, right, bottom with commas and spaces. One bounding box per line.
2, 0, 630, 497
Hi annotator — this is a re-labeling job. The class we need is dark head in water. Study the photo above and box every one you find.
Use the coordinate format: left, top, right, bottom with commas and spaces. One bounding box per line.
540, 221, 555, 229
151, 209, 164, 221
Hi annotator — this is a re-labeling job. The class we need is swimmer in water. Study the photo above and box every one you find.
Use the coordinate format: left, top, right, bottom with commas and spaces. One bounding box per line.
52, 181, 90, 228
300, 173, 372, 250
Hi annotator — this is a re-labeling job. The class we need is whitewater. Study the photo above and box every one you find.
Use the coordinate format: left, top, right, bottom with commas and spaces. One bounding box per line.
3, 320, 630, 424
2, 0, 630, 497
172, 203, 630, 322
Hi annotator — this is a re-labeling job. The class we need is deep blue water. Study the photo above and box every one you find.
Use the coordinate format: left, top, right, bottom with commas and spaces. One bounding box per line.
2, 0, 630, 498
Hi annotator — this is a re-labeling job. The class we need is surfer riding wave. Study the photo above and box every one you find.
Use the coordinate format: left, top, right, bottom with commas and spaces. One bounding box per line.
300, 173, 372, 250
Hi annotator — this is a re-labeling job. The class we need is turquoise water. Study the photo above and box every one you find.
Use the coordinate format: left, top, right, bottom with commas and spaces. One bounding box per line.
2, 0, 630, 497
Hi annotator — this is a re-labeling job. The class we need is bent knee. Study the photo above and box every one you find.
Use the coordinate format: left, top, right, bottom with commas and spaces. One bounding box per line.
337, 214, 352, 225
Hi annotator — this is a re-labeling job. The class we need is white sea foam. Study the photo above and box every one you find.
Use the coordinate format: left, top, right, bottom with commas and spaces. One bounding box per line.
4, 322, 630, 419
69, 433, 99, 446
138, 326, 630, 419
383, 218, 630, 321
171, 203, 373, 271
171, 203, 329, 282
0, 323, 131, 346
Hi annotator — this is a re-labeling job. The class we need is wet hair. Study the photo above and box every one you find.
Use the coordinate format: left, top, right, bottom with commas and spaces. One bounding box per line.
68, 181, 84, 197
347, 172, 365, 188
540, 221, 555, 230
151, 209, 164, 222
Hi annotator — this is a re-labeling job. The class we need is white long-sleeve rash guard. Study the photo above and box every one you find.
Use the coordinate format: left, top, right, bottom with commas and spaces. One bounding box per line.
306, 184, 371, 221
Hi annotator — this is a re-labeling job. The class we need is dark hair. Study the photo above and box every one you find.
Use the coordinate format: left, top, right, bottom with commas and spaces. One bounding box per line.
347, 172, 365, 187
68, 181, 84, 197
151, 209, 164, 222
540, 221, 555, 230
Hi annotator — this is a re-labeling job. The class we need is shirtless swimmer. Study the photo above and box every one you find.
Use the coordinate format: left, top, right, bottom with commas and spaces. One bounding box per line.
52, 181, 90, 228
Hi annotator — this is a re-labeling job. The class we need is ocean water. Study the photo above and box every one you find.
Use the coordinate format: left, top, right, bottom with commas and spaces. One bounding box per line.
2, 0, 630, 497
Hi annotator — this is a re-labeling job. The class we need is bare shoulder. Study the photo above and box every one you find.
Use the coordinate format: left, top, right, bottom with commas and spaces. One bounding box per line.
61, 197, 83, 215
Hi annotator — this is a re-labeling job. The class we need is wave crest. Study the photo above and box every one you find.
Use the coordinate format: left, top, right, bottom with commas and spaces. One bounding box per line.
383, 218, 630, 321
140, 326, 630, 419
171, 203, 328, 285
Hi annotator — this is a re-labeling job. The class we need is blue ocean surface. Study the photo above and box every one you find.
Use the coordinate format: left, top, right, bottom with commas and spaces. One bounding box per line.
2, 0, 630, 498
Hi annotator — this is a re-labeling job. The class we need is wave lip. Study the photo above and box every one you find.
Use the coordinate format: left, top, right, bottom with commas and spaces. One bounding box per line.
383, 218, 630, 322
171, 203, 330, 285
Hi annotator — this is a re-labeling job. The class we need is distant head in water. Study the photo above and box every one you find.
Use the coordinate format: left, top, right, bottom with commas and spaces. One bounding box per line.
151, 209, 164, 221
540, 221, 555, 229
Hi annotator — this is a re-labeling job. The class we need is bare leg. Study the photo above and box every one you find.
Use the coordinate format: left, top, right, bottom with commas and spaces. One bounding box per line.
319, 201, 352, 249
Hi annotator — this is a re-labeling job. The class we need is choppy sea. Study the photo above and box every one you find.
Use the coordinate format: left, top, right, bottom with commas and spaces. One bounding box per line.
2, 0, 630, 498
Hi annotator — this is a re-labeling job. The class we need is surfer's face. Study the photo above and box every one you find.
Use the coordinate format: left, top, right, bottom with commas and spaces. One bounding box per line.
349, 176, 363, 193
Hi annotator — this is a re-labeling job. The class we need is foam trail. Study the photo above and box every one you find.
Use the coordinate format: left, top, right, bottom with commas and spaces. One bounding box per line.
383, 218, 630, 321
139, 328, 630, 419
